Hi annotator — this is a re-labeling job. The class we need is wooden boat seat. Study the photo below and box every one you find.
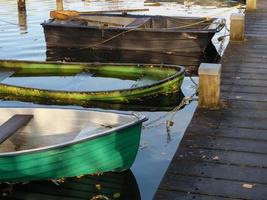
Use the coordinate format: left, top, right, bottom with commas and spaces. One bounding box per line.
69, 15, 138, 27
74, 125, 111, 140
126, 17, 151, 28
0, 71, 15, 82
0, 115, 33, 144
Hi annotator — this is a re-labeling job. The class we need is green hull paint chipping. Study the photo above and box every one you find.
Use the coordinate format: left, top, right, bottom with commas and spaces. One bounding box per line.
0, 60, 184, 105
0, 123, 142, 182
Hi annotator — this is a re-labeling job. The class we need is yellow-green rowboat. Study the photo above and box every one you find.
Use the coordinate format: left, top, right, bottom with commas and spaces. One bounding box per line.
0, 60, 184, 106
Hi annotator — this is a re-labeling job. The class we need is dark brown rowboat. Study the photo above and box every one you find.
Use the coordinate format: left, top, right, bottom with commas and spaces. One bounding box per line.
42, 14, 225, 70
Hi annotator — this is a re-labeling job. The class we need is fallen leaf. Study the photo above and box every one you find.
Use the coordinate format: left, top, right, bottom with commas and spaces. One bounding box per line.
113, 193, 121, 199
95, 184, 101, 190
242, 183, 254, 189
212, 156, 219, 160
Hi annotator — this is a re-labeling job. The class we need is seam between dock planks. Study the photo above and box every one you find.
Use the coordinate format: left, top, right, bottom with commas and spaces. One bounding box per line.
154, 1, 267, 200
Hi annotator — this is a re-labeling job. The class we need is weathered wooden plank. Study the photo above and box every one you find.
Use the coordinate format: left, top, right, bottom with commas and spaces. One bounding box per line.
182, 135, 267, 154
168, 160, 267, 184
222, 79, 267, 87
156, 190, 238, 200
159, 174, 267, 200
175, 148, 267, 167
222, 67, 267, 74
229, 100, 267, 110
188, 126, 267, 142
226, 92, 267, 102
221, 85, 267, 95
0, 115, 33, 144
219, 117, 267, 130
222, 72, 267, 80
221, 109, 267, 119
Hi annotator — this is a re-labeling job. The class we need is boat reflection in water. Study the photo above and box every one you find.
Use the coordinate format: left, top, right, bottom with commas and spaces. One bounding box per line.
1, 170, 140, 200
46, 45, 220, 74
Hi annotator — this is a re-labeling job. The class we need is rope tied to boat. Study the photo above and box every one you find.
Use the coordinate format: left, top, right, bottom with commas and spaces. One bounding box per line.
79, 5, 243, 50
142, 92, 198, 130
166, 93, 197, 127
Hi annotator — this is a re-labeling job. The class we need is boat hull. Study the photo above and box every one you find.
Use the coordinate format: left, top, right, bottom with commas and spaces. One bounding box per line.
0, 120, 142, 182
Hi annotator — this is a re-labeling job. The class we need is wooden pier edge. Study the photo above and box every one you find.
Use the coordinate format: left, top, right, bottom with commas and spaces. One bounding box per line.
154, 0, 267, 199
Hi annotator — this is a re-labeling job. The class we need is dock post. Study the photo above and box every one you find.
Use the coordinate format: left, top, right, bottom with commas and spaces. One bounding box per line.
17, 0, 26, 12
198, 63, 221, 109
17, 0, 27, 33
247, 0, 257, 11
230, 13, 245, 41
56, 0, 63, 11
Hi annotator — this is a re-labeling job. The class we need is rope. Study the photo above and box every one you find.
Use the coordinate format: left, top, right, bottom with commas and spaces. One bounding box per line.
0, 19, 19, 26
79, 5, 241, 50
143, 72, 199, 131
167, 93, 197, 127
143, 92, 197, 130
80, 28, 137, 50
185, 71, 198, 88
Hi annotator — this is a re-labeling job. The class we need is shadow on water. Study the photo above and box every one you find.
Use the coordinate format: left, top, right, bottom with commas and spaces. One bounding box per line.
1, 170, 140, 200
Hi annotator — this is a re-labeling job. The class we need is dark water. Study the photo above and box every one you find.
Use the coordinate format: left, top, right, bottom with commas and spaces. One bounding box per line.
0, 0, 240, 199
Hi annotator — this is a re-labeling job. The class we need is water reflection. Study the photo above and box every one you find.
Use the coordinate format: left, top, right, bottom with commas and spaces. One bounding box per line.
1, 170, 140, 200
46, 46, 219, 73
17, 1, 27, 34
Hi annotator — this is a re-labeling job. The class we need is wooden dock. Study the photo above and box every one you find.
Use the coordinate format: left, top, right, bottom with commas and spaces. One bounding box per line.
154, 1, 267, 199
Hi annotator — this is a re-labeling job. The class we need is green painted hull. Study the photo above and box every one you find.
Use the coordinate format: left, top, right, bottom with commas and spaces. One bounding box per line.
0, 60, 184, 105
0, 122, 142, 182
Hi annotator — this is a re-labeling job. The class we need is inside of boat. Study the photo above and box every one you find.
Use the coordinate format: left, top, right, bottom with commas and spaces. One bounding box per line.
0, 108, 137, 153
0, 64, 178, 92
61, 14, 213, 29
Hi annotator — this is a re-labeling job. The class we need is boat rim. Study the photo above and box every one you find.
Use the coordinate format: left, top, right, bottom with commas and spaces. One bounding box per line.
0, 107, 147, 156
0, 61, 185, 94
41, 15, 224, 33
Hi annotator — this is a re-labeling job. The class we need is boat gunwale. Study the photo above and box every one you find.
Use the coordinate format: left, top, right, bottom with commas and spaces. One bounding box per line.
0, 61, 185, 94
41, 15, 224, 33
0, 107, 147, 157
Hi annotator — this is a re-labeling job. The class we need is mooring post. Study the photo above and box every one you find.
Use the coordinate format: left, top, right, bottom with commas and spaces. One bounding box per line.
56, 0, 63, 11
17, 0, 27, 33
17, 0, 26, 12
198, 63, 221, 109
247, 0, 257, 11
230, 13, 245, 41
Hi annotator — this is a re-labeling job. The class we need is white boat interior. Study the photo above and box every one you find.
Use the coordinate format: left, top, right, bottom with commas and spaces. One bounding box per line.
0, 108, 138, 153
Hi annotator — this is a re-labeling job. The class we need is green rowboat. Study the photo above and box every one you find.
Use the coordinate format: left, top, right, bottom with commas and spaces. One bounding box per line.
0, 107, 147, 182
0, 60, 184, 106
